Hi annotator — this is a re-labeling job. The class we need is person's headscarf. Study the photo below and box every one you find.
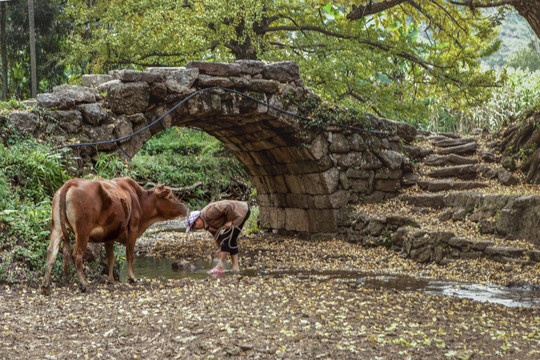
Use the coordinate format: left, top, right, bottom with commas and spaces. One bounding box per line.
184, 210, 201, 232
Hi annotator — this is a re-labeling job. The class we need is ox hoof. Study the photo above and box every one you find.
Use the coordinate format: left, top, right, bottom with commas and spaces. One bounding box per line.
128, 277, 138, 284
78, 283, 88, 293
41, 286, 51, 296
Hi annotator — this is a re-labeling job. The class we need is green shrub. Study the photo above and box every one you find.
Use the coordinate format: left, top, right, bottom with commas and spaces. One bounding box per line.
0, 129, 70, 284
425, 68, 540, 133
131, 127, 251, 209
0, 98, 27, 116
244, 207, 260, 235
0, 140, 68, 202
507, 40, 540, 72
94, 152, 129, 179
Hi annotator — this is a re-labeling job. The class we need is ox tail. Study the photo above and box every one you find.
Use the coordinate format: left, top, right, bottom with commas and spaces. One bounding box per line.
43, 180, 74, 294
58, 181, 72, 243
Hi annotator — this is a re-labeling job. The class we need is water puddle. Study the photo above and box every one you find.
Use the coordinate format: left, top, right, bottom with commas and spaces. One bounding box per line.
120, 256, 540, 308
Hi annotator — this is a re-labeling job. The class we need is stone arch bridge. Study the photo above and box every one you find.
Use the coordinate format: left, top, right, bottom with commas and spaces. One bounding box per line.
9, 60, 417, 239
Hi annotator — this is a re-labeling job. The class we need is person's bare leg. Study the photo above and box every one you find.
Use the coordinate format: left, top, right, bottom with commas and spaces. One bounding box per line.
231, 254, 239, 272
213, 251, 228, 271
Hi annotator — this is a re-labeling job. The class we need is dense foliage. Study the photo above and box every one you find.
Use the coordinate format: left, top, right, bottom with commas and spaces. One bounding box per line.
1, 0, 70, 99
129, 127, 253, 209
422, 68, 540, 133
0, 120, 68, 284
61, 0, 508, 122
507, 40, 540, 72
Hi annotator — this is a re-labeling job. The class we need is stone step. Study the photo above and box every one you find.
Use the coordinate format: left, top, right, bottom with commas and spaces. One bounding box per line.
404, 144, 433, 159
427, 164, 478, 180
348, 211, 539, 265
400, 194, 445, 208
424, 153, 479, 167
417, 179, 488, 192
437, 141, 477, 155
432, 137, 476, 148
437, 132, 461, 139
395, 228, 537, 264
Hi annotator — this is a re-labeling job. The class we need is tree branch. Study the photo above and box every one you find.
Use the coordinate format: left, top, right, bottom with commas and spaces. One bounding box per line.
139, 181, 204, 194
346, 0, 410, 21
339, 89, 384, 117
265, 25, 444, 70
449, 1, 514, 8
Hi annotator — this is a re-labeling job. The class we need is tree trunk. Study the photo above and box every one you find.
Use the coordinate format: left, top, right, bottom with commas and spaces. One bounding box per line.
28, 0, 37, 98
512, 1, 540, 40
1, 2, 7, 101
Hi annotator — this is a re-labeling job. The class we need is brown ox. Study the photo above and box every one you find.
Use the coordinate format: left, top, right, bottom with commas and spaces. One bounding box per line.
41, 177, 189, 294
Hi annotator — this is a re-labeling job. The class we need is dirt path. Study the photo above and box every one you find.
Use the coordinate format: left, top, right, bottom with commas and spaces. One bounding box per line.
1, 232, 539, 360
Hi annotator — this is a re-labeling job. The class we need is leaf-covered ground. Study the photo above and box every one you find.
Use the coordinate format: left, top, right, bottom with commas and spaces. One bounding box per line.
1, 232, 539, 360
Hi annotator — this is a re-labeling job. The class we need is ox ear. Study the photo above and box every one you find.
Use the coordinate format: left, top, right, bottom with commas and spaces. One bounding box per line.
155, 184, 172, 198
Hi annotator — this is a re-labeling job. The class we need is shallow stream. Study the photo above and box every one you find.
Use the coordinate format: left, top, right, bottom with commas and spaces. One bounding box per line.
120, 255, 540, 309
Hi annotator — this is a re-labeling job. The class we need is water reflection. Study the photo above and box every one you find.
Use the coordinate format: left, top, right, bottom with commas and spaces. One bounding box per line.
121, 256, 540, 308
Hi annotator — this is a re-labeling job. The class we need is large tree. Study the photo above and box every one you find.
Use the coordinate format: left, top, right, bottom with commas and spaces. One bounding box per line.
63, 0, 536, 122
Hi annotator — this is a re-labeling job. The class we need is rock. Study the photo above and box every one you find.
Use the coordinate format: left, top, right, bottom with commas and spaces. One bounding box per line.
437, 142, 477, 155
107, 81, 150, 115
187, 61, 242, 76
36, 92, 76, 109
78, 103, 109, 125
478, 150, 496, 162
497, 168, 519, 185
82, 74, 114, 88
53, 84, 97, 103
263, 61, 300, 82
432, 137, 476, 148
501, 156, 517, 171
7, 111, 39, 135
427, 164, 478, 180
172, 259, 200, 271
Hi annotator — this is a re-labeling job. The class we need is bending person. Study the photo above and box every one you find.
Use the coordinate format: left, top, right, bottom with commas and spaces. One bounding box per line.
185, 200, 250, 272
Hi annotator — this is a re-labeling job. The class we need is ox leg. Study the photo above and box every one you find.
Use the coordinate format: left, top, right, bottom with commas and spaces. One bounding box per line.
62, 237, 72, 281
41, 227, 63, 295
104, 241, 115, 283
126, 240, 137, 283
73, 235, 89, 292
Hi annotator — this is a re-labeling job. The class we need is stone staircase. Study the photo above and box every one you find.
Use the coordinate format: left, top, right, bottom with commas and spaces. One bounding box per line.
347, 129, 540, 266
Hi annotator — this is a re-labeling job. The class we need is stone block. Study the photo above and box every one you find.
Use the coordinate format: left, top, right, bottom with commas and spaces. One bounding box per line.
262, 61, 300, 82
310, 135, 329, 159
285, 208, 309, 232
81, 74, 114, 88
307, 209, 338, 232
108, 81, 150, 115
284, 174, 307, 193
285, 193, 313, 208
374, 179, 400, 192
187, 61, 242, 76
302, 173, 333, 195
447, 237, 472, 249
8, 111, 39, 135
328, 132, 349, 153
53, 84, 97, 103
377, 150, 404, 170
49, 110, 83, 134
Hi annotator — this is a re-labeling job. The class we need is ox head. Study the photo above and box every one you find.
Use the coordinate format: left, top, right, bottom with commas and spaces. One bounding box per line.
154, 184, 189, 219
